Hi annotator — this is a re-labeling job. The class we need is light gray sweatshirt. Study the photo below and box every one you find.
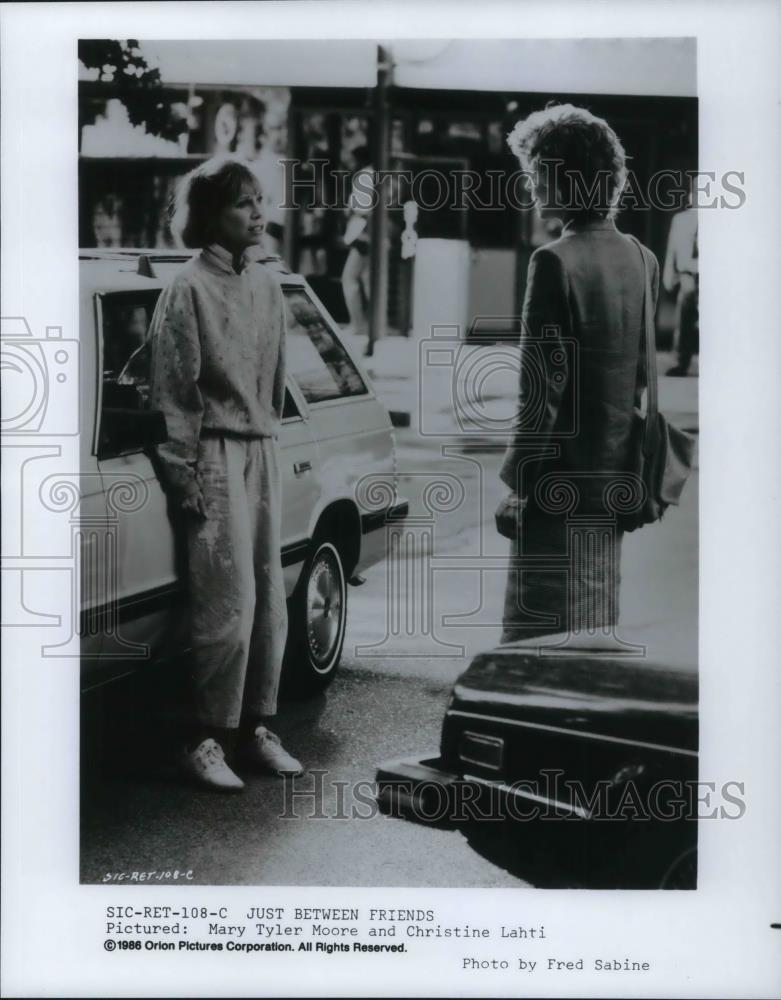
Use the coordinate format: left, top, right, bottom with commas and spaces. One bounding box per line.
148, 243, 286, 500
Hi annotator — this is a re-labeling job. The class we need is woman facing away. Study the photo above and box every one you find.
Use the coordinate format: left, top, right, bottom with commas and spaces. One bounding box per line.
499, 104, 659, 644
147, 155, 302, 791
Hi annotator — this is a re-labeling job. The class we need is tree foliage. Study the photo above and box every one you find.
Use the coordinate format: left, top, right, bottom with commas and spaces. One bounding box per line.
78, 39, 183, 142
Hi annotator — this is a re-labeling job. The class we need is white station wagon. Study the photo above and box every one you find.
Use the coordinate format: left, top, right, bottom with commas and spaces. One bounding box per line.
79, 249, 406, 694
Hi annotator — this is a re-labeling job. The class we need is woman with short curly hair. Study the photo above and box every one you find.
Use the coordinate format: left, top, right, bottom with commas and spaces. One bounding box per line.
147, 155, 302, 790
499, 104, 657, 643
507, 102, 628, 221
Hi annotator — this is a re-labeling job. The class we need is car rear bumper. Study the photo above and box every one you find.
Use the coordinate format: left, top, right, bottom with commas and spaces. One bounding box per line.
375, 752, 591, 825
376, 754, 462, 823
376, 754, 697, 888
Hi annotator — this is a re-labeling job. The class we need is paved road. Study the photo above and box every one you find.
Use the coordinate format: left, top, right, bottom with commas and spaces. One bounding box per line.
81, 656, 526, 887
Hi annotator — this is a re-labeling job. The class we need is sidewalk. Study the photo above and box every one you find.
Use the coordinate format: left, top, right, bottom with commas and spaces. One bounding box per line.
342, 330, 699, 436
342, 329, 699, 666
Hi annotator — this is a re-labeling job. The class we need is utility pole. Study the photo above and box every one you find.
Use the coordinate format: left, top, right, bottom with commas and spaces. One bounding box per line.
367, 44, 392, 357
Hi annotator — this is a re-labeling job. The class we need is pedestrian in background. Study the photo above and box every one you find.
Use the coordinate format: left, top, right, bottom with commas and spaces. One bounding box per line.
663, 199, 699, 376
148, 155, 303, 791
340, 145, 375, 355
499, 104, 657, 643
251, 112, 289, 258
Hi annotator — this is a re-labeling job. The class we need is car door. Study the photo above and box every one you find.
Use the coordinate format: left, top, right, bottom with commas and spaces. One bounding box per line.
78, 294, 108, 669
278, 383, 322, 595
281, 280, 396, 516
92, 287, 182, 668
86, 277, 330, 671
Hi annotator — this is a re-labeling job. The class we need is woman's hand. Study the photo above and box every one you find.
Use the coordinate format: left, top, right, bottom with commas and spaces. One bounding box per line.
495, 490, 526, 540
181, 490, 208, 519
679, 272, 696, 296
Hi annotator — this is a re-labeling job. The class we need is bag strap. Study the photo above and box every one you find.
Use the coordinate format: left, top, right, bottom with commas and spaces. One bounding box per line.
628, 234, 659, 456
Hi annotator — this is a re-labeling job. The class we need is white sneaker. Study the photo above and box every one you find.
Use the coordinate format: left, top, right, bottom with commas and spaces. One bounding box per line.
244, 727, 304, 776
181, 738, 245, 792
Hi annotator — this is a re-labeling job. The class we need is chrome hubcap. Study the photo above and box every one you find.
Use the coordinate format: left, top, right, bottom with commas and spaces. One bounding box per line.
306, 550, 343, 669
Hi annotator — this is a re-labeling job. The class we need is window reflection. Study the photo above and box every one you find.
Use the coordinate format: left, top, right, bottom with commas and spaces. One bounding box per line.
283, 287, 367, 403
101, 291, 160, 411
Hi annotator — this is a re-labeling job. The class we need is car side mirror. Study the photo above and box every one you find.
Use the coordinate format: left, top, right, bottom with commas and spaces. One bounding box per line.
98, 407, 168, 459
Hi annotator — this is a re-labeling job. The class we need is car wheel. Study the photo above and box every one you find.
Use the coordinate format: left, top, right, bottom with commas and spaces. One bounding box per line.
283, 540, 347, 697
659, 845, 697, 889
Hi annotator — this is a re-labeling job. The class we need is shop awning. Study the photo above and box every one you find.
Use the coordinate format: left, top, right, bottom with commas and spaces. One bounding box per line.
140, 40, 379, 88
390, 38, 696, 98
139, 37, 696, 99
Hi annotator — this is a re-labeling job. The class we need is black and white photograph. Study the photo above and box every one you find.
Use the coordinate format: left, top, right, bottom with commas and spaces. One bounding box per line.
76, 34, 701, 890
2, 3, 780, 998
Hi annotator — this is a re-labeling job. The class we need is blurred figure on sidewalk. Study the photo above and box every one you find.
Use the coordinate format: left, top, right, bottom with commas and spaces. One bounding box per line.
251, 110, 289, 259
663, 198, 698, 376
340, 145, 375, 355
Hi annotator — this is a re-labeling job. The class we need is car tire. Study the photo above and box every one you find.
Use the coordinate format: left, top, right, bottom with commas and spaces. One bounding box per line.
282, 540, 347, 697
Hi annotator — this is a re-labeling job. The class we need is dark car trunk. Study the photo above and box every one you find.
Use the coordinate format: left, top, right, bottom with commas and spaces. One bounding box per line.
446, 638, 698, 757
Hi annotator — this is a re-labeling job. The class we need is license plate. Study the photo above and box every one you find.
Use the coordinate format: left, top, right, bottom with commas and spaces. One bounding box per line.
458, 731, 505, 771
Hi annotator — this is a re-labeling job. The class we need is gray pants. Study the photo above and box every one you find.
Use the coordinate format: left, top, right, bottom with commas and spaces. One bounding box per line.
187, 434, 287, 728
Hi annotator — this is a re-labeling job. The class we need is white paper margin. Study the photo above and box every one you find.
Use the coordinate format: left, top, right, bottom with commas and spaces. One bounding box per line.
1, 1, 780, 997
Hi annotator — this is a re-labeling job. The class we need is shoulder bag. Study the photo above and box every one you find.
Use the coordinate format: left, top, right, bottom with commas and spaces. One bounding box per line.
621, 235, 696, 531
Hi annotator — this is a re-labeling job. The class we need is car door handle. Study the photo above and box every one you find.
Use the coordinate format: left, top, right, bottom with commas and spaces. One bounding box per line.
294, 460, 312, 474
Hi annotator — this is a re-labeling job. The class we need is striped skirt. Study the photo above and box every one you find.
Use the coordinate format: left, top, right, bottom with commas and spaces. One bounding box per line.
501, 513, 624, 644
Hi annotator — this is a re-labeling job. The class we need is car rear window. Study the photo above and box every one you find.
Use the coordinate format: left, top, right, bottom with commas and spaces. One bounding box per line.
283, 287, 368, 404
